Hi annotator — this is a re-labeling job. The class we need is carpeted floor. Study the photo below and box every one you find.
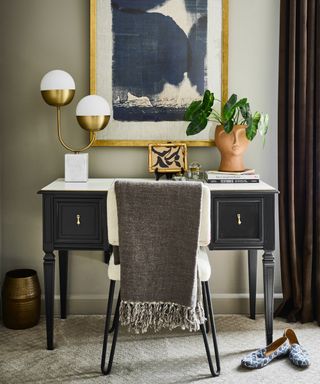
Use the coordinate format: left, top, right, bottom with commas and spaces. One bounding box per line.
0, 315, 319, 384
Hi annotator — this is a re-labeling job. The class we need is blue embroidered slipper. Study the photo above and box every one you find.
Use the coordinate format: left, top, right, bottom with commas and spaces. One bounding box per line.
241, 336, 290, 369
284, 328, 310, 368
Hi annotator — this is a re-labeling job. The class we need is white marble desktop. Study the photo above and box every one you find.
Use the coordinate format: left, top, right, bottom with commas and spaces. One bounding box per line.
41, 178, 115, 191
41, 178, 277, 192
205, 181, 276, 191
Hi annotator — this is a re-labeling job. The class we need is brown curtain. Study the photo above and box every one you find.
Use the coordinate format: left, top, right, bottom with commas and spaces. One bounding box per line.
277, 0, 320, 323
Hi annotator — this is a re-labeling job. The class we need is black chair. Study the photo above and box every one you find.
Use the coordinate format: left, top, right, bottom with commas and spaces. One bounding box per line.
101, 182, 220, 377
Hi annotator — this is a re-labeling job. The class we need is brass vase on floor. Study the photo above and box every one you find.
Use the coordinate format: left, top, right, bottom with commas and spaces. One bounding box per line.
1, 269, 41, 329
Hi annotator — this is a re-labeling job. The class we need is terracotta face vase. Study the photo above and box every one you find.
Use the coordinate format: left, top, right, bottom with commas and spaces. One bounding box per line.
214, 125, 250, 172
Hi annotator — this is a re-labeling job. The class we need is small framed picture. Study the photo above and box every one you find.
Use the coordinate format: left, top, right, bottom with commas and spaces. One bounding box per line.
148, 143, 188, 173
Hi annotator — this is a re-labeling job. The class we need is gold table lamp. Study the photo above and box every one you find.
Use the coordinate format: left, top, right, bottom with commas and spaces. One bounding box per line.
40, 69, 110, 182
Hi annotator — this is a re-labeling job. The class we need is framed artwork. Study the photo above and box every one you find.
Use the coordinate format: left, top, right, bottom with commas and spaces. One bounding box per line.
148, 143, 188, 173
90, 0, 229, 147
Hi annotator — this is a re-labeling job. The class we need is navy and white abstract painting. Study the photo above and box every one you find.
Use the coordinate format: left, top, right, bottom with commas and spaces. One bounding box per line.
112, 0, 208, 122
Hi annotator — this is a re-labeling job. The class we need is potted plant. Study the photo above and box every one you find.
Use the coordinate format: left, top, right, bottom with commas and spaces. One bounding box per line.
184, 90, 269, 172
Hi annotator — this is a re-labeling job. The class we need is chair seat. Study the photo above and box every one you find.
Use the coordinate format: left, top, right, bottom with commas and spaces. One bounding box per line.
107, 247, 211, 282
108, 254, 121, 281
197, 247, 212, 282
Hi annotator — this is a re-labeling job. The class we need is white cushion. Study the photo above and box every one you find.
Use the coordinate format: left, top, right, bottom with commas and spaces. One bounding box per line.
199, 186, 211, 246
107, 182, 211, 247
108, 254, 121, 281
107, 183, 119, 246
107, 247, 211, 282
197, 247, 211, 282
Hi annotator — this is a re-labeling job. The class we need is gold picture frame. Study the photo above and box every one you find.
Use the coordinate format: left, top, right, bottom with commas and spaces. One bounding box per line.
90, 0, 229, 147
148, 143, 188, 173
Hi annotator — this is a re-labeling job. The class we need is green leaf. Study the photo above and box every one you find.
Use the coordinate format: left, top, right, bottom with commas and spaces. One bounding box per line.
246, 111, 261, 140
184, 90, 214, 135
184, 100, 202, 121
258, 113, 269, 147
224, 94, 238, 109
202, 90, 215, 110
222, 94, 238, 122
186, 111, 209, 135
224, 119, 234, 134
258, 113, 269, 136
252, 111, 261, 126
221, 95, 247, 125
239, 102, 251, 121
234, 98, 247, 109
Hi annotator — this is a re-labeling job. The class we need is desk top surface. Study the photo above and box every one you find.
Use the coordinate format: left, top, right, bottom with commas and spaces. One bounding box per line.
40, 178, 277, 193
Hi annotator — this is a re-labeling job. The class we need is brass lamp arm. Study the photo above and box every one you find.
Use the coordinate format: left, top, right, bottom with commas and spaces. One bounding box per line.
56, 107, 96, 153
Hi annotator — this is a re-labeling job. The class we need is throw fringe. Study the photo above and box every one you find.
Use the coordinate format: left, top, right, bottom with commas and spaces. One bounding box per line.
119, 300, 206, 334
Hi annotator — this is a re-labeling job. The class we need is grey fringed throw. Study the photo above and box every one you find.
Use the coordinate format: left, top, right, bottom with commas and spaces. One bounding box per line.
114, 180, 205, 334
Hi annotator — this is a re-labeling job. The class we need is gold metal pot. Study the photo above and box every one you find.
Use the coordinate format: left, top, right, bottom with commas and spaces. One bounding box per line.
2, 269, 41, 329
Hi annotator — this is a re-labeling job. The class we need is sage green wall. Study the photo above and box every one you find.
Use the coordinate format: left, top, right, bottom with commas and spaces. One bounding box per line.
0, 0, 280, 314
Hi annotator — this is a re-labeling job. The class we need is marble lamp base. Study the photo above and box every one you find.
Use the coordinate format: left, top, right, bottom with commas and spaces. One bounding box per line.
65, 153, 88, 182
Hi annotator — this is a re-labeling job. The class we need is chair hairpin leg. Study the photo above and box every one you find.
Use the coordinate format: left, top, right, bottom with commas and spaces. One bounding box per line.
101, 280, 220, 377
202, 282, 210, 334
101, 280, 120, 375
201, 281, 221, 377
109, 292, 121, 333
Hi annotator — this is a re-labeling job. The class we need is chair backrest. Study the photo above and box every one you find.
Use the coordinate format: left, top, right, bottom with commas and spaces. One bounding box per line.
107, 181, 211, 247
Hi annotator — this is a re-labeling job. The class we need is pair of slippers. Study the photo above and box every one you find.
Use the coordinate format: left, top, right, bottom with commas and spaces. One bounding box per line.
241, 328, 310, 369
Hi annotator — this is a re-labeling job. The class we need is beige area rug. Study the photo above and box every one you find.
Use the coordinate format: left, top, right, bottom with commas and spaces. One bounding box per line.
0, 315, 319, 384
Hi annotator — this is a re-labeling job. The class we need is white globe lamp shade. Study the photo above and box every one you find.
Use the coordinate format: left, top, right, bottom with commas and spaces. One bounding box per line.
40, 70, 75, 90
40, 70, 75, 106
76, 95, 111, 132
76, 95, 110, 116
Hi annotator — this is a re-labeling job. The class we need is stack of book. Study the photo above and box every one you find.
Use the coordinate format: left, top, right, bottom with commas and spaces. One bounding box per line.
205, 169, 259, 183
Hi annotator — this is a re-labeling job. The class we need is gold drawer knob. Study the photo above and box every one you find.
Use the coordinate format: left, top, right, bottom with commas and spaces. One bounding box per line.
237, 213, 242, 225
76, 214, 81, 226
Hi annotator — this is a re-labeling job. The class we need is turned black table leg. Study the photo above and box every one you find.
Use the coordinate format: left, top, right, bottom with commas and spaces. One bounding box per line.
248, 249, 257, 320
262, 250, 274, 345
59, 250, 68, 319
44, 252, 55, 350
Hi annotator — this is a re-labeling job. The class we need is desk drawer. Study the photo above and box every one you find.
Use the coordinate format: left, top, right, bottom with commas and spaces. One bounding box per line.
54, 198, 102, 244
214, 198, 264, 245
